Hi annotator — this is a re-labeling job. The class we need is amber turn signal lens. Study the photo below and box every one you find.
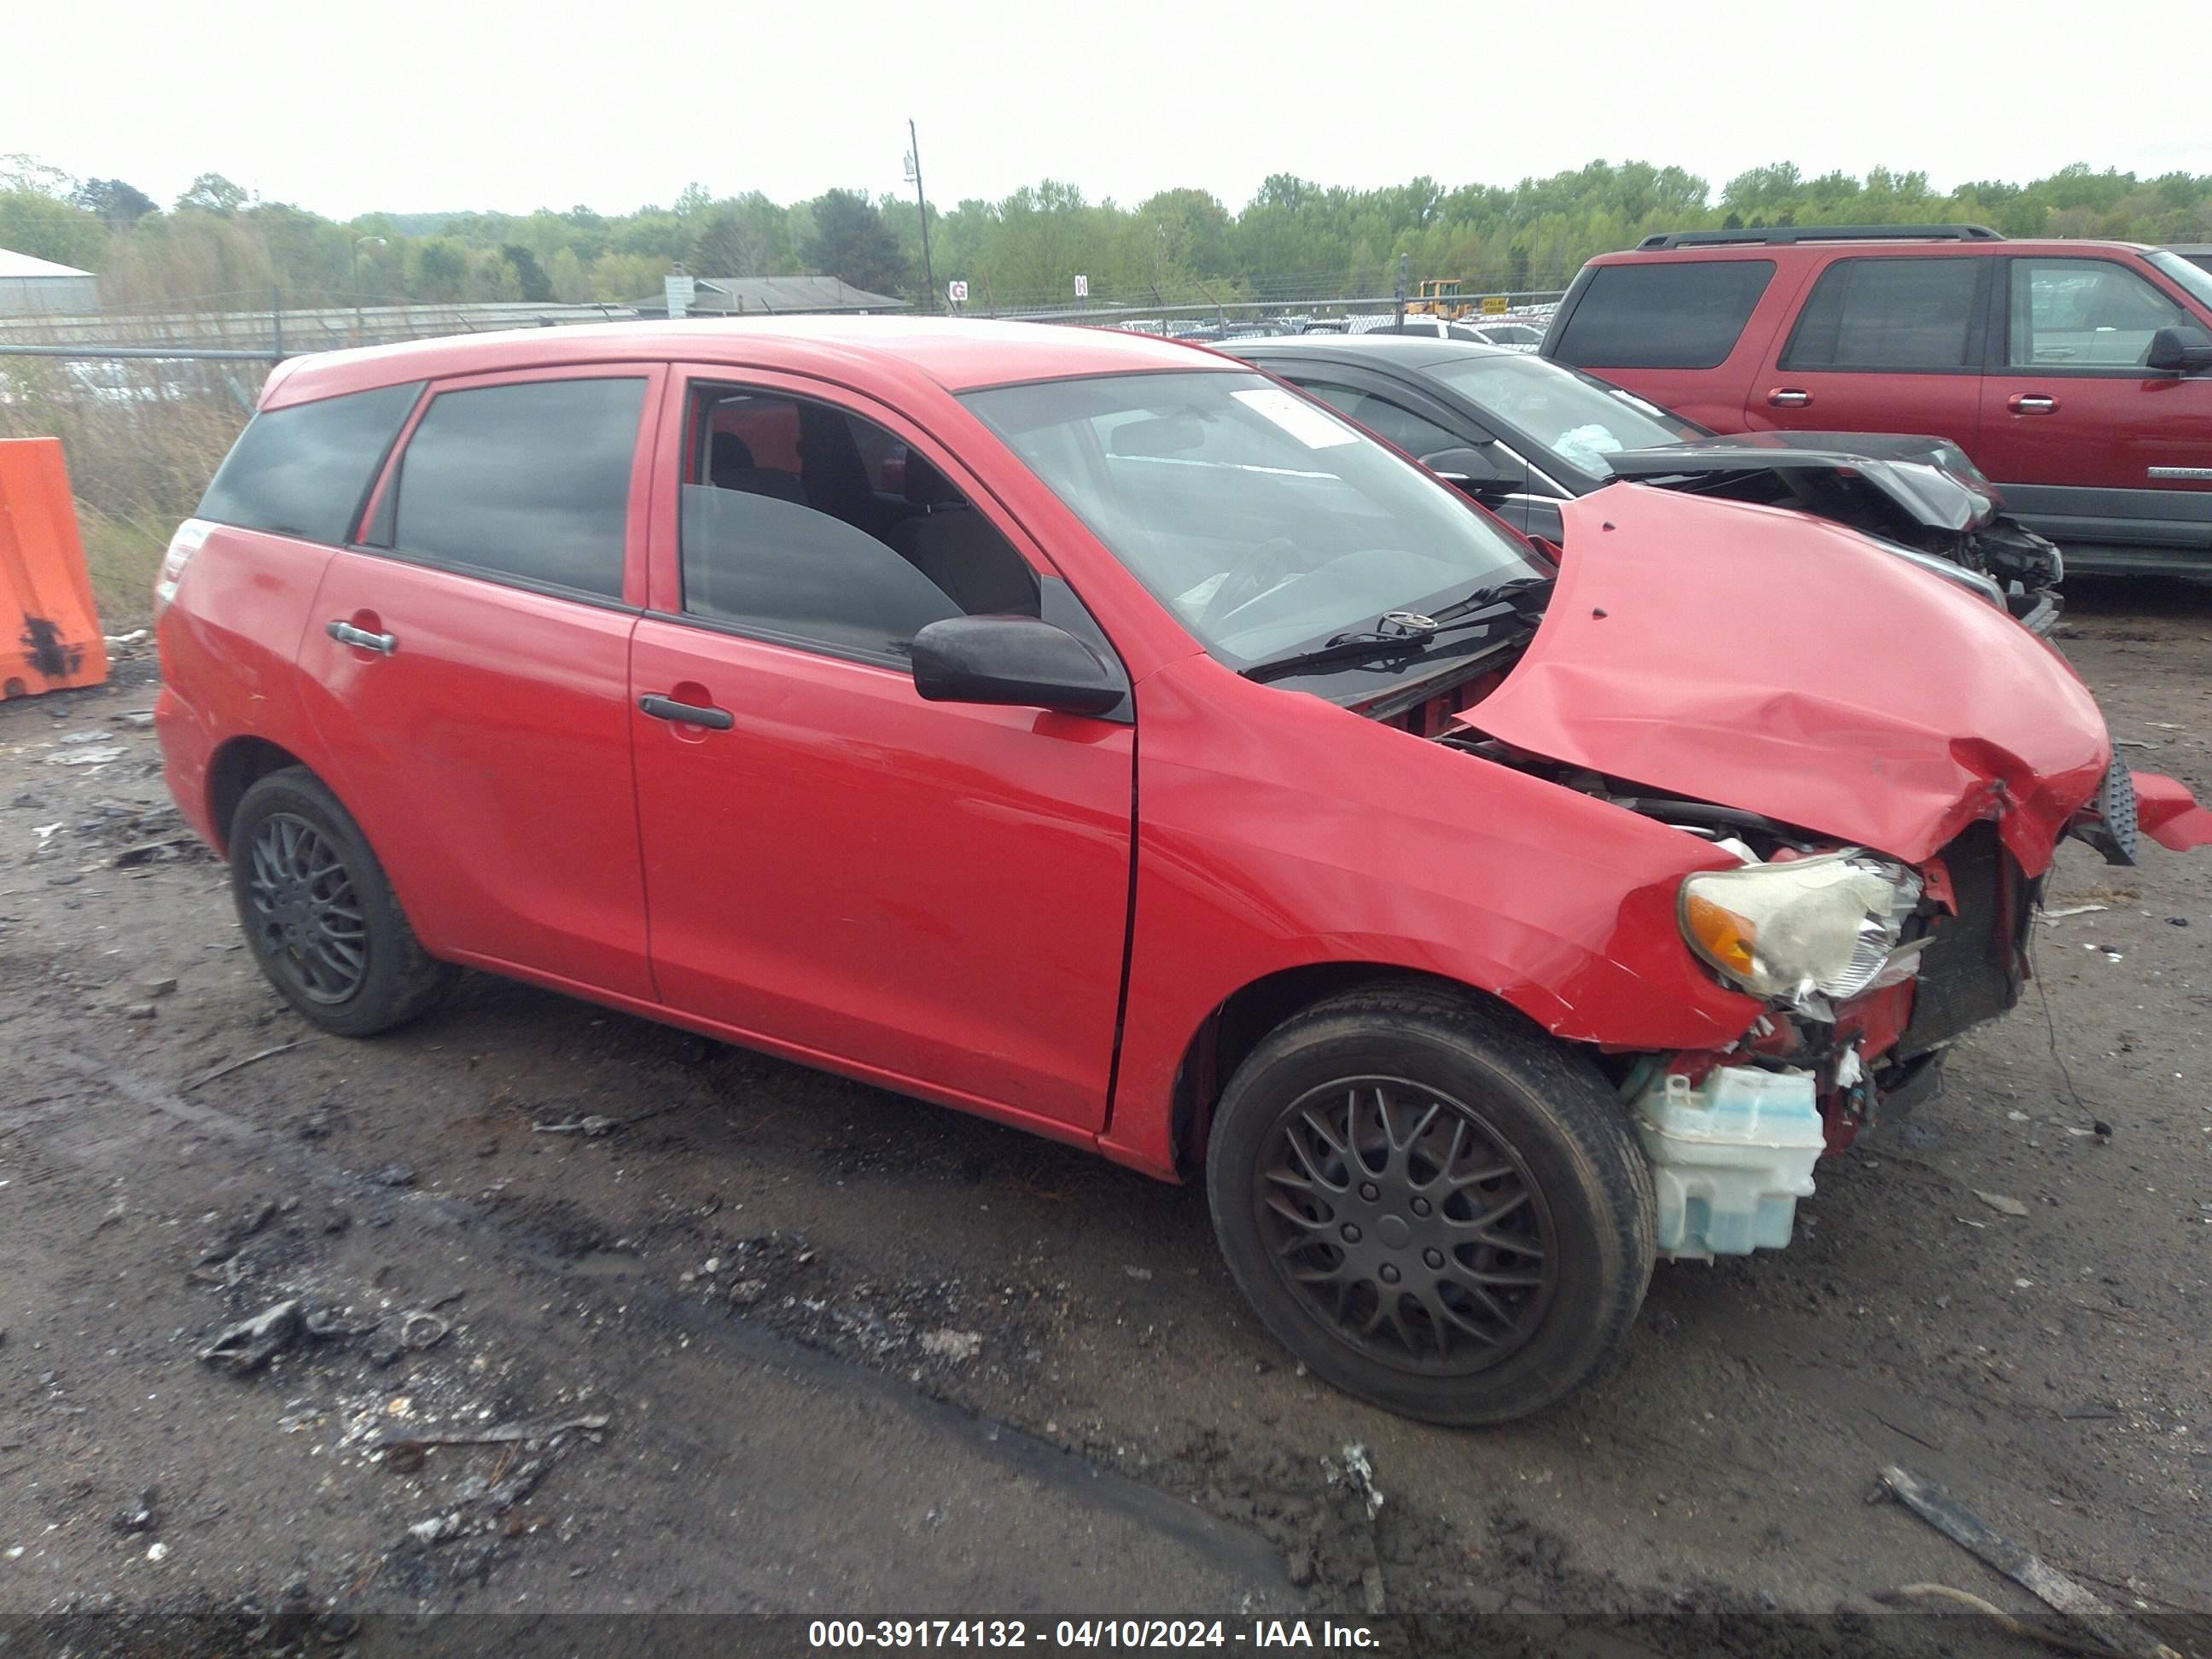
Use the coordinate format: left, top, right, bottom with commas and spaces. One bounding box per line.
1682, 893, 1757, 976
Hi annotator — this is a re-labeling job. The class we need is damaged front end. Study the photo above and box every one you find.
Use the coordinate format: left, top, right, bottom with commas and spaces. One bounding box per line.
1407, 487, 2208, 1259
1602, 431, 2064, 633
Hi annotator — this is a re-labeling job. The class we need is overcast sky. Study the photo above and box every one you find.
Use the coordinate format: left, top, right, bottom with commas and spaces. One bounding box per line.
12, 0, 2207, 219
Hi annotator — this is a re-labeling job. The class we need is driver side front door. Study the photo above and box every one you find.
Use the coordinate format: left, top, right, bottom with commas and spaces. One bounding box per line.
627, 369, 1137, 1138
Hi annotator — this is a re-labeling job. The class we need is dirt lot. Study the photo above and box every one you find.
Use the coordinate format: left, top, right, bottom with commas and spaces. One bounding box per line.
2, 582, 2208, 1654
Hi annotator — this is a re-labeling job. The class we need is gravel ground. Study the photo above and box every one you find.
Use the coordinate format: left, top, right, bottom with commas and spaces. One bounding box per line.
0, 580, 2207, 1655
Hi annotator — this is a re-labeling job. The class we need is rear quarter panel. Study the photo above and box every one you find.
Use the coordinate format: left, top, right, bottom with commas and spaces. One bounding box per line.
154, 526, 339, 847
1550, 254, 1816, 432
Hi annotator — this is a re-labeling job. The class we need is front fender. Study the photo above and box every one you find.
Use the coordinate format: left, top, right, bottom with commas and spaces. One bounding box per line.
1101, 655, 1760, 1176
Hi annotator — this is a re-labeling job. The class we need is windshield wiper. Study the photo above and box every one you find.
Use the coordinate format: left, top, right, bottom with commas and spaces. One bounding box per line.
1241, 579, 1553, 684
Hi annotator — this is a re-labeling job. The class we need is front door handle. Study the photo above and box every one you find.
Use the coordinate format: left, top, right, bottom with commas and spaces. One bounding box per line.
1766, 387, 1812, 409
2008, 393, 2058, 414
326, 620, 397, 655
639, 693, 734, 731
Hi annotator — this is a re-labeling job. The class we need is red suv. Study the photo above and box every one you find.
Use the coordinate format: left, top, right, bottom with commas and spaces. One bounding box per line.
154, 318, 2208, 1424
1542, 225, 2212, 575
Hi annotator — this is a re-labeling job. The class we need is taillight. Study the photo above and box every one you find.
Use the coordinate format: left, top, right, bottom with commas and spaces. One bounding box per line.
154, 519, 212, 614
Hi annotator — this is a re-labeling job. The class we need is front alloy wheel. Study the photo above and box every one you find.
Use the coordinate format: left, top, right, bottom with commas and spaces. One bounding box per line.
1259, 1080, 1557, 1373
1207, 983, 1656, 1425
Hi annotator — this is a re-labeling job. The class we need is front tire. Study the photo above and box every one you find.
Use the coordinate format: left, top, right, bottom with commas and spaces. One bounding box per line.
229, 767, 458, 1038
1205, 984, 1656, 1425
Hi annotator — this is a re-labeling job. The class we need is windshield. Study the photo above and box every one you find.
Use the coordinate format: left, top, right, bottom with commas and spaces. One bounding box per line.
962, 370, 1540, 667
1423, 352, 1699, 476
2145, 249, 2212, 314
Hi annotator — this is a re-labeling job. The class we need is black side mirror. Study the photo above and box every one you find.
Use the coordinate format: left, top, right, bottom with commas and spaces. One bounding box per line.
1420, 445, 1508, 489
911, 616, 1125, 716
2145, 326, 2212, 375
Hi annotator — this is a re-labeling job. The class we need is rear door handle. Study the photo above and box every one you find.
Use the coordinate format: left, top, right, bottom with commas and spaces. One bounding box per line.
639, 693, 734, 731
325, 620, 396, 655
2008, 393, 2058, 414
1766, 387, 1811, 408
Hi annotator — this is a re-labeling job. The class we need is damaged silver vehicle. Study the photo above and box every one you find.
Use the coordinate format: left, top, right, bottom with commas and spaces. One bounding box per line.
1220, 335, 2065, 632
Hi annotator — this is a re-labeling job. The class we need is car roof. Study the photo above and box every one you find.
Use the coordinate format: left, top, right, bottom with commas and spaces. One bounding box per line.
262, 315, 1225, 410
1583, 236, 2157, 265
1217, 335, 1522, 373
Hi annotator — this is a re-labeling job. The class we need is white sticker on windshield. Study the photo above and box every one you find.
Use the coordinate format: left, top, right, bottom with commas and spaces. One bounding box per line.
1232, 387, 1361, 450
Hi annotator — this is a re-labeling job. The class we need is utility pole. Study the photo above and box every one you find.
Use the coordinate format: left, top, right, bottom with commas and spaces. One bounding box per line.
1394, 252, 1408, 329
905, 119, 937, 314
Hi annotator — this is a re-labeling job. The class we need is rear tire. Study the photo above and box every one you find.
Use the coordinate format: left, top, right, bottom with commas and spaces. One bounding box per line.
229, 767, 457, 1037
1205, 983, 1655, 1425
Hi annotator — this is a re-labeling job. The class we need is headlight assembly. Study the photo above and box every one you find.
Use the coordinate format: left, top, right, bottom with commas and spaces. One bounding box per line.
1679, 851, 1924, 1016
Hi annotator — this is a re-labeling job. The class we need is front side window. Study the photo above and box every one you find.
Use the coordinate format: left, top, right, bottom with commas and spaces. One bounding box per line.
197, 381, 422, 544
680, 385, 1038, 662
2008, 258, 2198, 370
1423, 353, 1696, 478
1551, 260, 1774, 370
390, 377, 645, 598
963, 370, 1540, 667
1781, 257, 1982, 372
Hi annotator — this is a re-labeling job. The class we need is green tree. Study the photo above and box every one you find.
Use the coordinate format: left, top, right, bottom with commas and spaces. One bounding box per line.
72, 178, 158, 225
0, 189, 107, 270
803, 188, 909, 296
501, 243, 554, 301
176, 172, 249, 215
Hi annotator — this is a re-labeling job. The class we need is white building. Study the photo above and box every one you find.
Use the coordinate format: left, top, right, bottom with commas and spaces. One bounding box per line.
0, 247, 100, 315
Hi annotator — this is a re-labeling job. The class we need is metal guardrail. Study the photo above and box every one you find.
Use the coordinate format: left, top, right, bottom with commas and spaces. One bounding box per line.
0, 288, 1569, 367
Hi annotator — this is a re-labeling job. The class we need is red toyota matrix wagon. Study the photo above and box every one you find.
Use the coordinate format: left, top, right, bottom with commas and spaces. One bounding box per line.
154, 318, 2209, 1423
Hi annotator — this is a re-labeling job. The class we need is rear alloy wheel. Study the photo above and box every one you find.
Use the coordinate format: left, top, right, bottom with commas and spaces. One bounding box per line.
229, 767, 457, 1038
1207, 984, 1656, 1425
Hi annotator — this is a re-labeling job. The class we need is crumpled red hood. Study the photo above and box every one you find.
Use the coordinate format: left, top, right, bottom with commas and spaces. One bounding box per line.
1463, 487, 2110, 874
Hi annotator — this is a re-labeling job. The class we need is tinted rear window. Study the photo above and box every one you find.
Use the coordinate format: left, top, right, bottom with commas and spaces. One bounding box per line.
1551, 260, 1775, 369
196, 381, 422, 544
390, 377, 646, 600
1781, 257, 1982, 370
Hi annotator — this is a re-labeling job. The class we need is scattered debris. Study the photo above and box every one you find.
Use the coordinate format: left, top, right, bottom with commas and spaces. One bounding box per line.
367, 1164, 416, 1189
144, 1542, 168, 1563
531, 1102, 686, 1137
1874, 1584, 2102, 1654
1325, 1442, 1385, 1521
180, 1041, 306, 1093
1877, 1464, 2180, 1659
393, 1416, 610, 1550
199, 1301, 303, 1376
2040, 904, 2110, 923
919, 1329, 982, 1363
1123, 1266, 1154, 1282
377, 1414, 609, 1456
47, 745, 126, 767
532, 1115, 624, 1138
108, 710, 156, 729
398, 1312, 450, 1351
112, 1488, 158, 1535
1973, 1190, 2030, 1218
141, 976, 178, 998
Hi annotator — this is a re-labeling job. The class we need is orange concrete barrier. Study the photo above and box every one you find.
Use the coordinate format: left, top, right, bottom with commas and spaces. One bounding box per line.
0, 436, 108, 700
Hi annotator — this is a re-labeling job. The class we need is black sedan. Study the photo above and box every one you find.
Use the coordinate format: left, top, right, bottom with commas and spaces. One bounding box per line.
1219, 336, 2062, 628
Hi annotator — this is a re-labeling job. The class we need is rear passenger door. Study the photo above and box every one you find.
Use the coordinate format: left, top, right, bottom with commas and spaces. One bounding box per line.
294, 366, 663, 998
627, 369, 1135, 1135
